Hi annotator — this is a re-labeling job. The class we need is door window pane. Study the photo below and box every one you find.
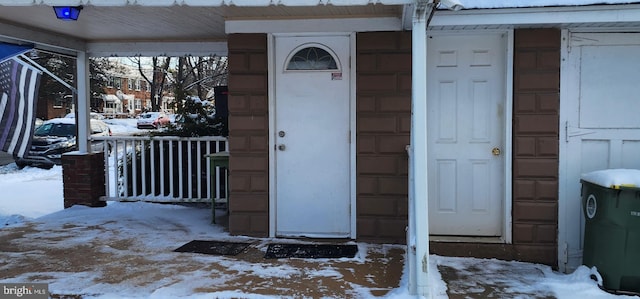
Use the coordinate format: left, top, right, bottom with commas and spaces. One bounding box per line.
286, 47, 338, 71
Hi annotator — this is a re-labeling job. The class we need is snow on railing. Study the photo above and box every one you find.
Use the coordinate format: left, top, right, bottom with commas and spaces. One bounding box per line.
91, 135, 228, 205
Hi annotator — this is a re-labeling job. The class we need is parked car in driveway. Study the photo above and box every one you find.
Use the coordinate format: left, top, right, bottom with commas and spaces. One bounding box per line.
137, 112, 170, 129
14, 118, 112, 169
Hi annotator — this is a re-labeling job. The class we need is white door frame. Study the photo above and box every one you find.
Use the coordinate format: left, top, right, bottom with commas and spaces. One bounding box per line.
267, 32, 357, 239
426, 30, 514, 243
503, 29, 515, 244
559, 28, 577, 273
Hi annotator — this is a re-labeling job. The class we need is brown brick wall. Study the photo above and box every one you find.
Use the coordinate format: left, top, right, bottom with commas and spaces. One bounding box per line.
512, 29, 560, 265
512, 28, 560, 265
356, 32, 412, 244
62, 152, 107, 208
225, 30, 560, 263
227, 33, 270, 237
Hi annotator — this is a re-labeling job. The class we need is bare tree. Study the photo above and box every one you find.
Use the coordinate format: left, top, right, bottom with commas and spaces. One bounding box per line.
158, 55, 228, 137
178, 56, 228, 100
132, 56, 172, 112
129, 55, 227, 113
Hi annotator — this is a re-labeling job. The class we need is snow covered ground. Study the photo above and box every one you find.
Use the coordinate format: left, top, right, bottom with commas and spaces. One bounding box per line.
0, 118, 634, 298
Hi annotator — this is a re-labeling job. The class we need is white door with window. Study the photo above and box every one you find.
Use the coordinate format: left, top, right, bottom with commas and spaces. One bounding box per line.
560, 32, 640, 271
427, 33, 506, 236
274, 35, 351, 238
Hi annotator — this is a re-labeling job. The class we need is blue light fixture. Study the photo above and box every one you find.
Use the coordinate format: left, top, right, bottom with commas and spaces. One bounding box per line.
53, 6, 83, 21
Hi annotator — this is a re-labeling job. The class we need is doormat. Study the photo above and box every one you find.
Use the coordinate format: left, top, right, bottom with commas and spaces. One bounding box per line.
174, 240, 250, 256
264, 243, 358, 259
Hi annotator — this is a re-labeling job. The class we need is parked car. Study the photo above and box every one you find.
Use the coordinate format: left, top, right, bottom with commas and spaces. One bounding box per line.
65, 112, 105, 120
14, 118, 112, 169
137, 112, 170, 129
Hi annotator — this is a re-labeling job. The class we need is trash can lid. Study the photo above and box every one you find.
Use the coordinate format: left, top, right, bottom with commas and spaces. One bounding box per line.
581, 169, 640, 189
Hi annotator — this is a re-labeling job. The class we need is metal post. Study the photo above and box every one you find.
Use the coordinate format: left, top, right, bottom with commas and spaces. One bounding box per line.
76, 51, 91, 153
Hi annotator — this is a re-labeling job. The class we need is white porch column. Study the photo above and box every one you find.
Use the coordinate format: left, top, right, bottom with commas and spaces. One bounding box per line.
76, 51, 91, 153
408, 0, 433, 296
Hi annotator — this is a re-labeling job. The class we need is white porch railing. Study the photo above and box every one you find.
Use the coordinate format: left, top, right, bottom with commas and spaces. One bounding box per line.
92, 135, 228, 204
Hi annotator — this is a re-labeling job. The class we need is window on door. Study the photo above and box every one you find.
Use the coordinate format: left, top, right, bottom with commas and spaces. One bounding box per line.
285, 45, 339, 71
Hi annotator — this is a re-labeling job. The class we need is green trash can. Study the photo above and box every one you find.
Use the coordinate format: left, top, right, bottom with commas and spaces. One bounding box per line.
581, 169, 640, 294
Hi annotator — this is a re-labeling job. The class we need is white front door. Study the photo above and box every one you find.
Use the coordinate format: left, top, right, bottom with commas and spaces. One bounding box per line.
427, 33, 506, 236
560, 32, 640, 271
274, 35, 351, 238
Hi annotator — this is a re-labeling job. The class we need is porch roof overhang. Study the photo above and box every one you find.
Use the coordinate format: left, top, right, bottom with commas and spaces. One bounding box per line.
429, 3, 640, 30
101, 94, 121, 103
1, 1, 639, 58
0, 1, 412, 56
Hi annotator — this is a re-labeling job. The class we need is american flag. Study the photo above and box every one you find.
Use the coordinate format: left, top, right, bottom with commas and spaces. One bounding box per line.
0, 58, 41, 158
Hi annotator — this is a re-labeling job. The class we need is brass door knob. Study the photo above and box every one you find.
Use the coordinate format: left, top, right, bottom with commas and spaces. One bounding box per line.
492, 147, 501, 156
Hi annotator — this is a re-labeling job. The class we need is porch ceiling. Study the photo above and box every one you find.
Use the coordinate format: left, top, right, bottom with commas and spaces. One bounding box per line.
2, 2, 640, 56
0, 4, 403, 44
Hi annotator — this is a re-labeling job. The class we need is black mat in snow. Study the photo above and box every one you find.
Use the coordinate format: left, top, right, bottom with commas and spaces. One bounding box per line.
264, 243, 358, 259
174, 240, 250, 256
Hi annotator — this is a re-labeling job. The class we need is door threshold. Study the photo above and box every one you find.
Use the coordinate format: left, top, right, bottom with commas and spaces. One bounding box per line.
277, 233, 352, 240
273, 237, 355, 244
429, 235, 505, 244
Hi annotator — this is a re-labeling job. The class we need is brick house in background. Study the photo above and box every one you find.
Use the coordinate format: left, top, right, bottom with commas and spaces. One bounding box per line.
36, 91, 74, 120
97, 62, 153, 118
2, 1, 640, 295
36, 61, 154, 119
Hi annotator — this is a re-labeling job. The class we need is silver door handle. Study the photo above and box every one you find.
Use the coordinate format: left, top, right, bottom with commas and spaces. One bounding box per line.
278, 144, 286, 151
